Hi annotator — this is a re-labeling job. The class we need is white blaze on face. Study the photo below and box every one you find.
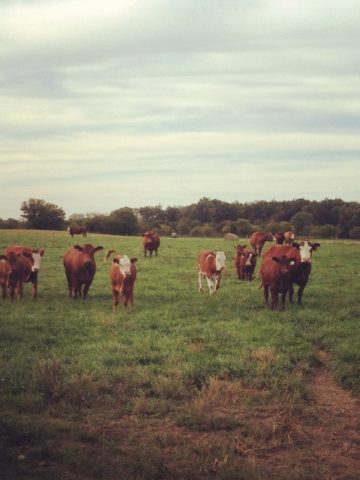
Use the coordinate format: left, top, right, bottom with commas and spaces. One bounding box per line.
299, 241, 312, 263
118, 255, 132, 276
245, 253, 253, 266
215, 251, 226, 271
31, 252, 43, 272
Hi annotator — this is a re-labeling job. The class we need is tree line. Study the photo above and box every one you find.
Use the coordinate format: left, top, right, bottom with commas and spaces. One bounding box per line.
1, 197, 360, 239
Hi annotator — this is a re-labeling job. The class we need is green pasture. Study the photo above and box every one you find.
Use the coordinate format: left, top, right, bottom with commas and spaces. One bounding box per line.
0, 229, 359, 479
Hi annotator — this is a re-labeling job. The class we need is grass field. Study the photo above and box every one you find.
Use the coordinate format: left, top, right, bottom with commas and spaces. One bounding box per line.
0, 229, 359, 479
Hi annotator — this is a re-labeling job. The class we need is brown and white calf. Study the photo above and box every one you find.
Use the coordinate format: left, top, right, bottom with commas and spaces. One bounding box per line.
3, 245, 45, 298
198, 250, 226, 294
106, 250, 138, 311
259, 254, 298, 310
234, 244, 257, 281
263, 240, 320, 305
63, 244, 103, 299
249, 231, 275, 256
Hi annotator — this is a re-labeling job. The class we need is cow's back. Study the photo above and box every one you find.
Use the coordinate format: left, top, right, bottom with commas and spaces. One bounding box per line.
263, 245, 300, 264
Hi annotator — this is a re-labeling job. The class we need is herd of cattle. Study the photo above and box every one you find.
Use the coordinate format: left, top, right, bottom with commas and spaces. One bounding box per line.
0, 228, 320, 311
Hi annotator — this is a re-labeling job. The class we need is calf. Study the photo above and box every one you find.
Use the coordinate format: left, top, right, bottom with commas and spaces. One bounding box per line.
68, 225, 87, 237
198, 250, 226, 294
63, 244, 103, 299
263, 240, 320, 305
274, 232, 285, 245
0, 251, 34, 300
3, 245, 44, 298
249, 231, 275, 256
234, 244, 256, 281
106, 250, 137, 311
143, 231, 160, 257
259, 255, 298, 309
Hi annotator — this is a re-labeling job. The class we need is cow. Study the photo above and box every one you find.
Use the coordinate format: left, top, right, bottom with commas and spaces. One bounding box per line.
143, 231, 160, 257
105, 250, 138, 311
63, 244, 103, 299
198, 250, 226, 294
263, 240, 320, 305
284, 231, 295, 245
249, 231, 275, 256
3, 245, 45, 298
67, 225, 88, 237
274, 232, 285, 245
234, 244, 257, 281
0, 251, 34, 300
259, 255, 298, 310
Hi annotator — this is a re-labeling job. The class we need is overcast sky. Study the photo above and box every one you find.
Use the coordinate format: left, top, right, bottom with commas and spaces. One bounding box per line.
0, 0, 359, 219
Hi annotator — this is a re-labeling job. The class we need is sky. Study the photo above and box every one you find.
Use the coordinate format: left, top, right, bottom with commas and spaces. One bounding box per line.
0, 0, 359, 219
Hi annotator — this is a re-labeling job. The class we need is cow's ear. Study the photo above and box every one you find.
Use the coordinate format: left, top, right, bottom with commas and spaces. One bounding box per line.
312, 243, 321, 250
113, 258, 120, 265
74, 245, 83, 252
272, 256, 280, 263
130, 257, 138, 264
292, 242, 300, 249
40, 249, 45, 256
94, 246, 104, 253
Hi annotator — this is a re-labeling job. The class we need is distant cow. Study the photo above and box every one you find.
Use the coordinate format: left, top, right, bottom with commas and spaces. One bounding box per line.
105, 250, 138, 311
3, 245, 45, 298
284, 231, 295, 245
274, 232, 285, 245
63, 244, 103, 299
0, 251, 34, 300
143, 231, 160, 257
263, 240, 320, 305
68, 225, 88, 237
249, 231, 275, 256
259, 254, 298, 309
234, 244, 257, 281
198, 250, 226, 294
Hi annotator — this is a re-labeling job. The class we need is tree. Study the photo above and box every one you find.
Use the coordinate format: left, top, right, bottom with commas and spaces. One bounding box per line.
108, 208, 139, 235
290, 211, 315, 235
20, 198, 65, 230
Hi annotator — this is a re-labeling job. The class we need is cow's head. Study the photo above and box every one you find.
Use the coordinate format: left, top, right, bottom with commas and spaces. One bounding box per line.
293, 240, 320, 263
30, 249, 45, 273
74, 244, 103, 265
215, 251, 226, 271
234, 244, 247, 254
272, 255, 297, 274
113, 255, 137, 277
244, 252, 256, 266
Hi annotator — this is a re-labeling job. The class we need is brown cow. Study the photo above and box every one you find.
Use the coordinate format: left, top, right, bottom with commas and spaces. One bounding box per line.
68, 225, 88, 237
263, 240, 320, 305
234, 244, 257, 281
198, 250, 226, 294
63, 244, 103, 299
143, 231, 160, 257
249, 231, 275, 256
3, 245, 45, 298
284, 231, 295, 245
105, 250, 138, 311
274, 232, 285, 245
259, 254, 298, 309
0, 251, 34, 300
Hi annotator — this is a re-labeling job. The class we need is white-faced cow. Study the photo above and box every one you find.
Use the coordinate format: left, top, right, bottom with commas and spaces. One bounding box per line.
263, 240, 320, 305
3, 245, 45, 298
63, 244, 103, 299
198, 250, 226, 294
105, 250, 138, 311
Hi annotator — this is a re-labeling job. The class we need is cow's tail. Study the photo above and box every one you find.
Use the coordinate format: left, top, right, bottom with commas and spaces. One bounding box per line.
104, 250, 117, 262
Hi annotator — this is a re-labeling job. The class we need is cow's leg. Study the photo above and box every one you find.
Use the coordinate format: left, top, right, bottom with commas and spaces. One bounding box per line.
112, 290, 120, 311
270, 287, 278, 309
215, 274, 221, 291
65, 272, 72, 297
297, 283, 307, 305
289, 284, 294, 304
17, 282, 23, 299
1, 283, 6, 300
82, 283, 90, 299
32, 281, 38, 299
198, 272, 204, 292
206, 276, 215, 294
280, 292, 287, 310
